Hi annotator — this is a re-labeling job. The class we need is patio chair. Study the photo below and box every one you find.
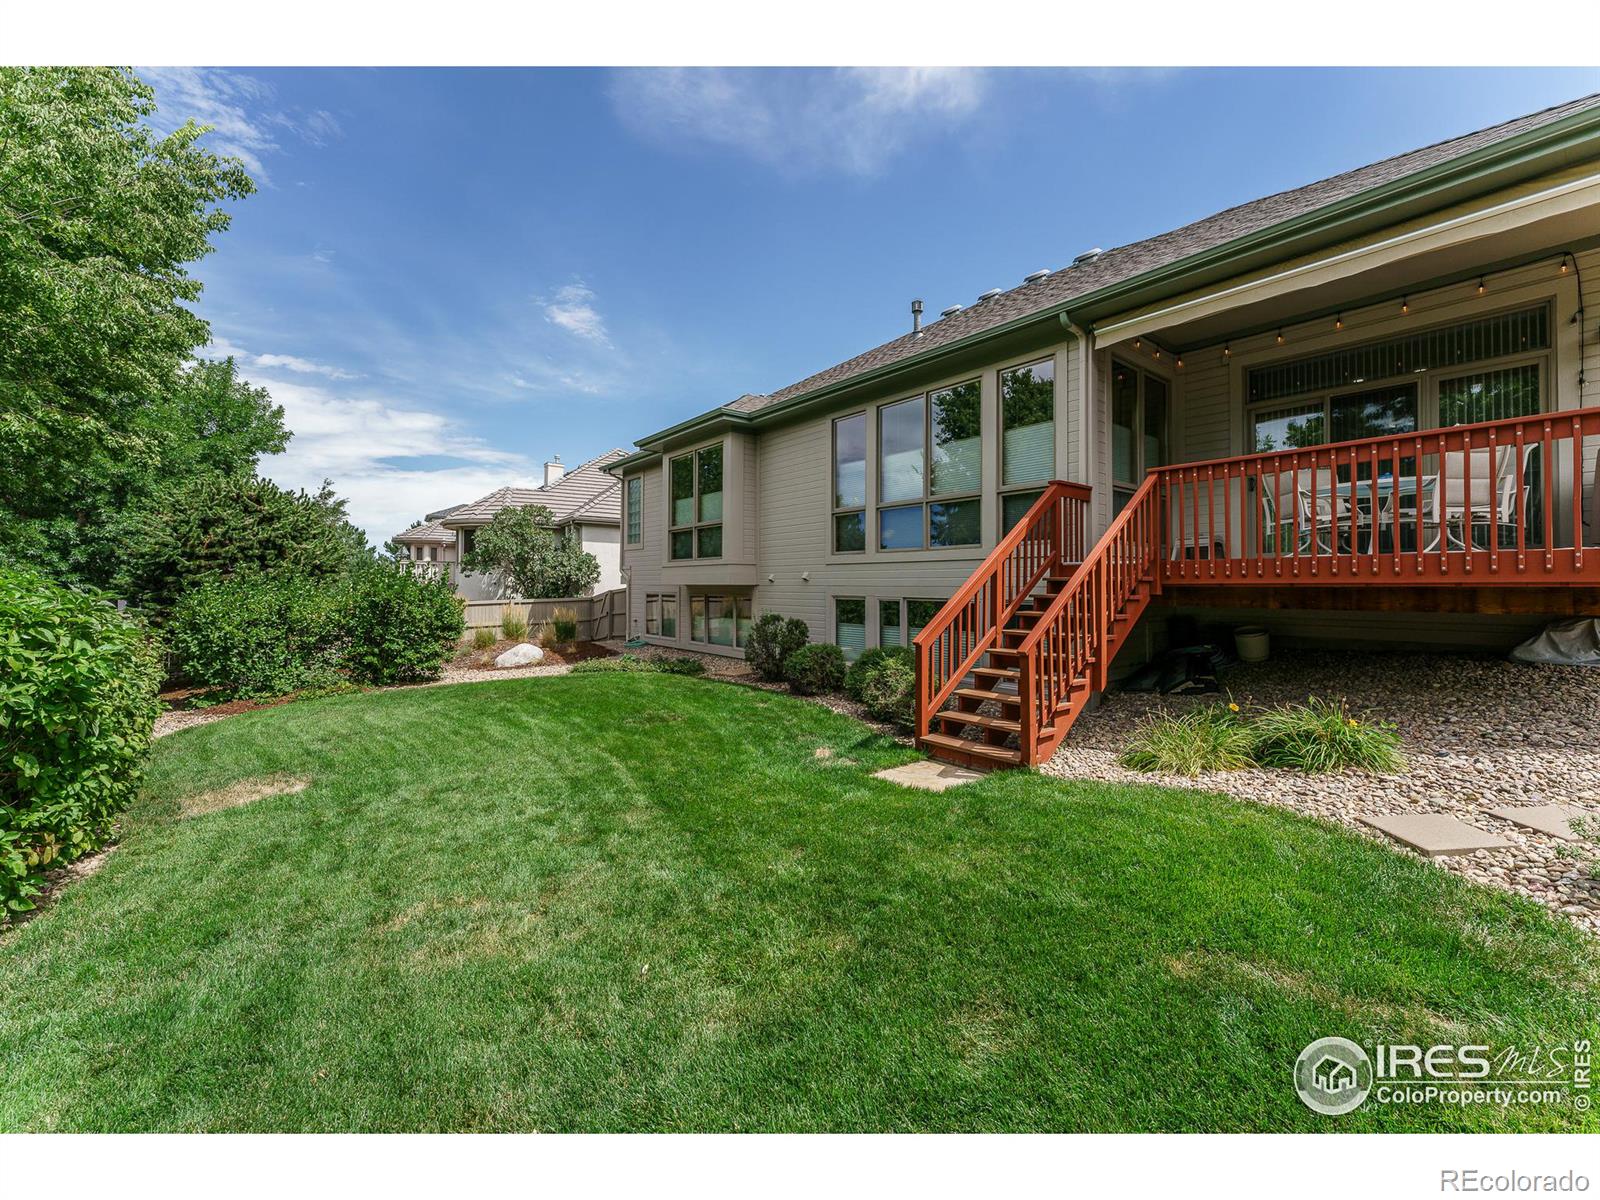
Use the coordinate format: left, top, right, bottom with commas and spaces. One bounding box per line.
1436, 443, 1538, 551
1260, 463, 1341, 556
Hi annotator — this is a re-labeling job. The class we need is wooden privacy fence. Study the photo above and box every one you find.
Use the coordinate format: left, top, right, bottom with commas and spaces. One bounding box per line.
460, 588, 626, 642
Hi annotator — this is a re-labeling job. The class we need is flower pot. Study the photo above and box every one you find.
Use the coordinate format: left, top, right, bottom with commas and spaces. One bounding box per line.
1235, 626, 1270, 663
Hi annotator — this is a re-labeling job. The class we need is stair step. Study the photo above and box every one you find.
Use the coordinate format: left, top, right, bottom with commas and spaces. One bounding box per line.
952, 686, 1019, 708
986, 646, 1025, 660
934, 710, 1021, 735
973, 666, 1020, 683
918, 732, 1022, 768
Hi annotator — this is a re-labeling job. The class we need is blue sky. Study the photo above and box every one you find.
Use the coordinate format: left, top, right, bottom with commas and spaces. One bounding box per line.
143, 66, 1600, 543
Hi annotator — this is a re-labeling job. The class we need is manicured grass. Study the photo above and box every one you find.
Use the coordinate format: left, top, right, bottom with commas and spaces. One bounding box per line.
2, 675, 1596, 1132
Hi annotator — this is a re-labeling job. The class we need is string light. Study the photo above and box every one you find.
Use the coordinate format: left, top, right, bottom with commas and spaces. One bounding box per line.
1477, 277, 1486, 295
1400, 296, 1409, 315
1176, 354, 1184, 368
1275, 329, 1284, 345
1222, 342, 1231, 360
1133, 338, 1141, 351
1561, 256, 1571, 275
1334, 313, 1343, 330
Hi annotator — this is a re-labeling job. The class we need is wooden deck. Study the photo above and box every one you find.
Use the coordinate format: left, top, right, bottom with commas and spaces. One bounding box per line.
915, 405, 1600, 769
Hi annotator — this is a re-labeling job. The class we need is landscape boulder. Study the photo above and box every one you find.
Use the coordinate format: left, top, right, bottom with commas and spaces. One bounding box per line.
494, 642, 545, 668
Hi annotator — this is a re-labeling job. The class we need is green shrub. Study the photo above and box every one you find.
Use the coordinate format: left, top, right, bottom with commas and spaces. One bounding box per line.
1248, 698, 1404, 774
859, 655, 915, 729
341, 565, 465, 686
501, 611, 528, 642
745, 613, 809, 682
845, 645, 912, 702
785, 643, 847, 696
472, 627, 496, 651
169, 572, 345, 699
653, 656, 706, 676
1, 567, 163, 916
1119, 704, 1255, 776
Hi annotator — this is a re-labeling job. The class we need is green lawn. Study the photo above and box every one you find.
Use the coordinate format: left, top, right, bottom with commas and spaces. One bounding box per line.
2, 674, 1596, 1132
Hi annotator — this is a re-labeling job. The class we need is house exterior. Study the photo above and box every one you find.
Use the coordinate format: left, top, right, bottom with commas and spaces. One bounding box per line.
395, 450, 628, 600
392, 506, 463, 579
608, 94, 1600, 766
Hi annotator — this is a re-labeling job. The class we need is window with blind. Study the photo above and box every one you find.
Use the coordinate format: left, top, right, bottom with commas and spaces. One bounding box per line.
625, 476, 641, 544
669, 444, 723, 559
835, 598, 866, 661
876, 382, 982, 551
879, 600, 902, 647
1438, 363, 1541, 426
833, 413, 866, 553
1001, 357, 1054, 488
687, 592, 748, 648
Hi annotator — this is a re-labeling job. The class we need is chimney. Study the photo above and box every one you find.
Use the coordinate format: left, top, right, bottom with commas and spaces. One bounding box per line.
911, 298, 924, 335
544, 455, 565, 486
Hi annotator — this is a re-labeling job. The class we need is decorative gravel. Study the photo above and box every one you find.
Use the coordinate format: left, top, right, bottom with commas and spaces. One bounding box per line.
1043, 651, 1600, 934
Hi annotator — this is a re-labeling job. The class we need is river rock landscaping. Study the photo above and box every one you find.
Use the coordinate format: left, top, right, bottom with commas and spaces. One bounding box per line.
1046, 651, 1600, 933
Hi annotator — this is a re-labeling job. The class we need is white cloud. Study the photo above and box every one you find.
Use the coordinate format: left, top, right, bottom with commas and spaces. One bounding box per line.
252, 353, 358, 380
139, 67, 343, 183
247, 373, 534, 546
541, 282, 610, 345
609, 68, 988, 176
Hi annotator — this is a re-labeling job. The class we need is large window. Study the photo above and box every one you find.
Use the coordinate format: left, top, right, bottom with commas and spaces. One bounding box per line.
1438, 362, 1541, 426
1001, 358, 1055, 488
644, 593, 677, 638
878, 599, 902, 647
833, 412, 866, 553
876, 382, 982, 551
625, 476, 642, 545
1252, 383, 1417, 453
1111, 362, 1169, 513
669, 444, 723, 559
688, 592, 751, 649
835, 598, 866, 661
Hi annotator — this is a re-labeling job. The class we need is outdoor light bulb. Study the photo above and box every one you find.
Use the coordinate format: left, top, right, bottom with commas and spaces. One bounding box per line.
1335, 314, 1343, 330
1276, 330, 1284, 344
1561, 259, 1570, 274
1223, 344, 1231, 359
1133, 338, 1141, 350
1176, 356, 1184, 368
1401, 297, 1409, 314
1478, 278, 1486, 294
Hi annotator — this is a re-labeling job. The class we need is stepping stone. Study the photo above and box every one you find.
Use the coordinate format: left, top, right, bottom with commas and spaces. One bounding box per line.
874, 760, 986, 792
1358, 813, 1510, 858
1487, 804, 1591, 842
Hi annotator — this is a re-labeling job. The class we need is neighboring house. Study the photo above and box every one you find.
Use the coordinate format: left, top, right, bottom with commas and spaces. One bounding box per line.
609, 93, 1600, 768
392, 505, 463, 582
433, 450, 628, 601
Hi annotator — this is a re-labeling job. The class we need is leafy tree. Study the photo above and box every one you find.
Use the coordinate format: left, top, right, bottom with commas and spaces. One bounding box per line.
0, 66, 258, 583
120, 474, 371, 618
462, 505, 601, 599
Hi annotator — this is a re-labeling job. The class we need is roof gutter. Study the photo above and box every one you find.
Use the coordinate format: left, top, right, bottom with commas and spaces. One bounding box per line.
616, 101, 1600, 452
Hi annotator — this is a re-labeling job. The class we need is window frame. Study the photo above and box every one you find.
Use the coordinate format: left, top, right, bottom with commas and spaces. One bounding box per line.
667, 442, 724, 561
999, 354, 1057, 497
1110, 358, 1172, 498
642, 592, 678, 640
874, 379, 983, 553
834, 596, 867, 661
831, 410, 868, 554
625, 475, 642, 545
686, 590, 752, 649
1244, 350, 1548, 454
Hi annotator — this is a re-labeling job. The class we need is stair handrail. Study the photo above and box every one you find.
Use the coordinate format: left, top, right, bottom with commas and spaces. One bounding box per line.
1013, 474, 1163, 763
912, 480, 1092, 741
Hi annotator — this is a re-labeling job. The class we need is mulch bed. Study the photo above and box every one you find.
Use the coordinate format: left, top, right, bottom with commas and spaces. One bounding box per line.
446, 639, 615, 671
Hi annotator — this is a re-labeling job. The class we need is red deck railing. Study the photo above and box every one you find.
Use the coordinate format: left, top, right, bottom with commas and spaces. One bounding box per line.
1157, 405, 1600, 587
911, 481, 1090, 742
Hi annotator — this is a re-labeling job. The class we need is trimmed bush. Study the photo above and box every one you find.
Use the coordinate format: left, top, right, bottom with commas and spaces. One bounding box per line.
859, 655, 915, 729
1119, 704, 1255, 776
745, 613, 809, 682
501, 612, 528, 642
1, 567, 162, 916
654, 656, 706, 676
785, 643, 847, 696
845, 645, 912, 702
341, 565, 465, 686
169, 572, 344, 699
472, 627, 496, 651
1249, 698, 1404, 774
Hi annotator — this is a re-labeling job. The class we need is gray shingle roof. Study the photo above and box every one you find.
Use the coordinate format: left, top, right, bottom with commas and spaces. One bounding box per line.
439, 449, 628, 527
704, 92, 1600, 423
391, 519, 456, 545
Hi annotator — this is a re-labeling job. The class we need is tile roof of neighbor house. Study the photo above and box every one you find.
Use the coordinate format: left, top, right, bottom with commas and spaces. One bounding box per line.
392, 519, 457, 545
439, 448, 629, 528
665, 92, 1600, 432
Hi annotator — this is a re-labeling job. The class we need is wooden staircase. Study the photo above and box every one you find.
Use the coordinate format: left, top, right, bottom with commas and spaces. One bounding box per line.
914, 476, 1161, 770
